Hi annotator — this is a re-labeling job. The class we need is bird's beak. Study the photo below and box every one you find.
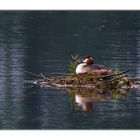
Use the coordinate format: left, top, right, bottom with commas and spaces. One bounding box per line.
82, 59, 87, 63
76, 58, 84, 64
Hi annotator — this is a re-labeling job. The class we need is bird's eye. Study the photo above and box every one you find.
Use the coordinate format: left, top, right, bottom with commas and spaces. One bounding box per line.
83, 58, 88, 63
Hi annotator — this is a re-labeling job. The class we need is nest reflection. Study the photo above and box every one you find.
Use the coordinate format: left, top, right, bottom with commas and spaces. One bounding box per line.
67, 87, 130, 112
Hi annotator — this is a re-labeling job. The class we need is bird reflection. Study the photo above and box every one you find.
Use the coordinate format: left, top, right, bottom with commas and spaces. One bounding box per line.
67, 87, 129, 112
75, 94, 93, 112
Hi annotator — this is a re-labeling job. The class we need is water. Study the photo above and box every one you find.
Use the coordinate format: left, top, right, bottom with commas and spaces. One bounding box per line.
1, 11, 140, 129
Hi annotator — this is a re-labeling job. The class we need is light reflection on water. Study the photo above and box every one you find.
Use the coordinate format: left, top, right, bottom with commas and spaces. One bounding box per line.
0, 11, 140, 129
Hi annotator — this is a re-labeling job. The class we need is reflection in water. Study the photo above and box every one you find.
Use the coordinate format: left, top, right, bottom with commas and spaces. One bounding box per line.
68, 87, 129, 112
75, 94, 93, 112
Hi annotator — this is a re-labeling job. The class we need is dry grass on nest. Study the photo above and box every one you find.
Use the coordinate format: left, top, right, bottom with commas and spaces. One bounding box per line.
43, 73, 103, 85
37, 72, 131, 89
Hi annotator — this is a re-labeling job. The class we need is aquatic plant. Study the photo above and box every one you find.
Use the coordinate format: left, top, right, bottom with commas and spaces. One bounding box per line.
114, 67, 121, 74
67, 54, 81, 74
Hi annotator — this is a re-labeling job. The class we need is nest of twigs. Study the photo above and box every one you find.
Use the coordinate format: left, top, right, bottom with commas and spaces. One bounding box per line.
34, 72, 131, 89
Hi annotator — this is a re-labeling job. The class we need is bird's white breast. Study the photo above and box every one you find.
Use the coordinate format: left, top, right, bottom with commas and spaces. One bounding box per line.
76, 63, 87, 74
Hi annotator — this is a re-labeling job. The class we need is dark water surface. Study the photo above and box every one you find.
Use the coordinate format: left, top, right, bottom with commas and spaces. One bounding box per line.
1, 11, 140, 129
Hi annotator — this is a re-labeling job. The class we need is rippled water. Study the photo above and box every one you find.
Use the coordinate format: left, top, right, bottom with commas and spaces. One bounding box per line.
1, 11, 140, 129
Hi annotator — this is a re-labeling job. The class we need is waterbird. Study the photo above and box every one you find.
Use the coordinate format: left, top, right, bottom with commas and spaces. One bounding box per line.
76, 55, 112, 75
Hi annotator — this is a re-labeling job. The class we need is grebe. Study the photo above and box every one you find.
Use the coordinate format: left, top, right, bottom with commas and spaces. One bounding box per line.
76, 55, 112, 74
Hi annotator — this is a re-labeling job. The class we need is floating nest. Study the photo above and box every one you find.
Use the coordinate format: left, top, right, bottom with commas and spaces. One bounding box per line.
33, 71, 131, 90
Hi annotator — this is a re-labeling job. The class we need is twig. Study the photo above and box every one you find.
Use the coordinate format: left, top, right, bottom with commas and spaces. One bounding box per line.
97, 70, 130, 80
40, 73, 48, 79
20, 69, 43, 78
49, 72, 68, 76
